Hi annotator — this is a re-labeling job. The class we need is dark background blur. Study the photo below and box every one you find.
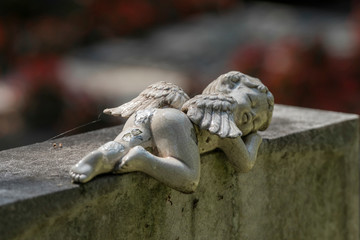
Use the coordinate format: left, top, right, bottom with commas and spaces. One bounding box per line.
0, 0, 358, 150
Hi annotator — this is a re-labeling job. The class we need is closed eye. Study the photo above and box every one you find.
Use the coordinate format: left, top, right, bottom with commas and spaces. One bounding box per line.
247, 94, 254, 106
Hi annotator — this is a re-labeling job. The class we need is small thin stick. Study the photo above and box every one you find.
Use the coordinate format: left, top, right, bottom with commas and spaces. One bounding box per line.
47, 113, 103, 141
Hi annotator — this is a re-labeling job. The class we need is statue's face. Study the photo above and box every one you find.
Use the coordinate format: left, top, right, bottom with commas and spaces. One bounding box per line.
230, 87, 269, 136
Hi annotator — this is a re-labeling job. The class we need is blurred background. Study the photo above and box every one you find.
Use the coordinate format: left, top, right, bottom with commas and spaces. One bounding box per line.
0, 0, 358, 150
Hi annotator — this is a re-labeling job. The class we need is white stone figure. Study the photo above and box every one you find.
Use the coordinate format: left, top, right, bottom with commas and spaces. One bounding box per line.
70, 71, 274, 193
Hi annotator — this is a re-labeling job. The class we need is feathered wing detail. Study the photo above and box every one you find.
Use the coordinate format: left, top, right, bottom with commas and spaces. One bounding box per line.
104, 81, 190, 118
182, 94, 242, 138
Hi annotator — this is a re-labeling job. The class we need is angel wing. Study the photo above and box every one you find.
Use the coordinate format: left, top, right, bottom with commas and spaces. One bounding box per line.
104, 81, 190, 118
182, 94, 242, 138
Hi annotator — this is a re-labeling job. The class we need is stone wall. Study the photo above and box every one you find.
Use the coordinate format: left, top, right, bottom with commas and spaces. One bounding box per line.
0, 105, 359, 240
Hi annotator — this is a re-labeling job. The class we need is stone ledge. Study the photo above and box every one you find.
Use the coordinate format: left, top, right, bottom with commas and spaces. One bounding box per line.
0, 105, 359, 240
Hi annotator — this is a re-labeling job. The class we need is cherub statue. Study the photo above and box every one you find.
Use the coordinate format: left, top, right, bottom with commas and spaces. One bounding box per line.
70, 71, 274, 193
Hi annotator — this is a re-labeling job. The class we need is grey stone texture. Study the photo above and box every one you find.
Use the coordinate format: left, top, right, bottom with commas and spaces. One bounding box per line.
0, 104, 359, 240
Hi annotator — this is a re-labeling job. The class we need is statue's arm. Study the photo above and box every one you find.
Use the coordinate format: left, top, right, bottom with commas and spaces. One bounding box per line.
219, 132, 262, 172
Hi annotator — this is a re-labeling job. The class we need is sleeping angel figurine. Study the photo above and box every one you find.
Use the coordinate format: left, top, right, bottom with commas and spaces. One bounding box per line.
70, 71, 274, 193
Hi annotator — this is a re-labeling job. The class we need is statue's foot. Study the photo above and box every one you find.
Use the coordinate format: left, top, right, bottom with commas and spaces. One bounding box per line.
70, 151, 115, 183
115, 146, 148, 173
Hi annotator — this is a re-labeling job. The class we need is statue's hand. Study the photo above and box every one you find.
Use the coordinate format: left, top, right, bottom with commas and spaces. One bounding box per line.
243, 132, 262, 144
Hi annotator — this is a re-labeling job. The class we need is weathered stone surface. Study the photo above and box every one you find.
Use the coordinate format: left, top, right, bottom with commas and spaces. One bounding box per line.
0, 105, 359, 240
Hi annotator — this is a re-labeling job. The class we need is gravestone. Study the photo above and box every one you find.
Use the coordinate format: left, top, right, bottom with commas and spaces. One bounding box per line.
0, 105, 358, 240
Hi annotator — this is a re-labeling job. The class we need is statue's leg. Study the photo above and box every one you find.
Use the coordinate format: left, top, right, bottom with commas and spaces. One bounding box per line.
70, 113, 153, 183
70, 141, 127, 183
115, 108, 200, 193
